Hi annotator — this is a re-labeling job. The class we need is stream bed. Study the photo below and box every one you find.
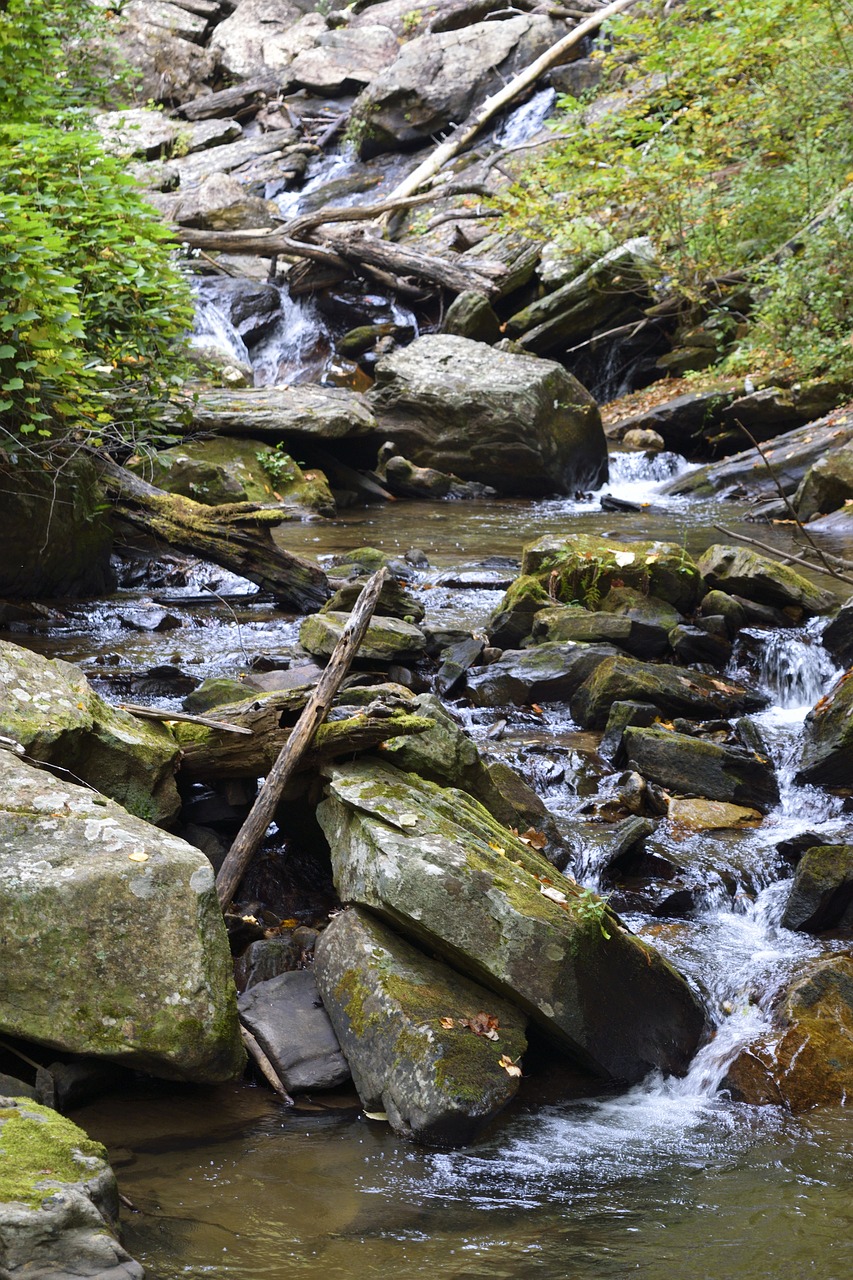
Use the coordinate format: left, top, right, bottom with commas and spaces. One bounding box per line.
25, 455, 851, 1279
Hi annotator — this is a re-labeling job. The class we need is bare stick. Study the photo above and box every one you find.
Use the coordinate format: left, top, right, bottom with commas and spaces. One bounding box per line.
240, 1025, 295, 1106
116, 704, 253, 735
733, 418, 844, 580
215, 568, 389, 909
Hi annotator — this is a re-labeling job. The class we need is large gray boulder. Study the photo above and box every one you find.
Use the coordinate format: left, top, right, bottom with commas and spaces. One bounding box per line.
570, 654, 767, 729
0, 641, 180, 826
696, 545, 835, 615
368, 336, 607, 496
109, 1, 217, 104
317, 760, 707, 1082
348, 15, 567, 156
211, 2, 325, 80
315, 907, 528, 1146
191, 385, 378, 441
0, 1097, 144, 1279
0, 753, 245, 1084
289, 24, 400, 94
623, 727, 780, 813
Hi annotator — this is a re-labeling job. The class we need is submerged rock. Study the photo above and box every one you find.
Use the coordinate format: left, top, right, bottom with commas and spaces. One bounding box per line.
0, 1096, 144, 1279
0, 640, 180, 826
317, 759, 707, 1082
0, 753, 245, 1084
368, 335, 607, 497
315, 907, 528, 1146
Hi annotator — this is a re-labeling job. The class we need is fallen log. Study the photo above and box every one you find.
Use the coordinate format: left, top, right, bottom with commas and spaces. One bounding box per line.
215, 568, 389, 909
174, 704, 434, 781
96, 456, 330, 612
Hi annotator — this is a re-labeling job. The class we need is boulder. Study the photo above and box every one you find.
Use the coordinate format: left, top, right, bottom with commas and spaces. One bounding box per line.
111, 1, 216, 103
522, 534, 703, 613
300, 611, 427, 662
0, 456, 114, 599
173, 171, 280, 230
211, 3, 325, 80
129, 437, 335, 517
722, 954, 853, 1111
531, 603, 671, 659
315, 907, 528, 1145
191, 385, 378, 441
780, 845, 853, 933
668, 622, 732, 668
465, 642, 616, 708
0, 1097, 144, 1279
237, 969, 351, 1091
368, 336, 606, 497
821, 594, 853, 668
0, 753, 244, 1083
623, 727, 780, 813
348, 16, 566, 156
317, 759, 707, 1081
605, 387, 737, 458
797, 670, 853, 789
507, 239, 656, 356
570, 654, 767, 729
441, 291, 502, 344
797, 440, 853, 520
93, 106, 179, 159
323, 575, 424, 623
0, 641, 180, 826
696, 545, 835, 615
666, 798, 763, 832
486, 574, 552, 648
290, 24, 400, 93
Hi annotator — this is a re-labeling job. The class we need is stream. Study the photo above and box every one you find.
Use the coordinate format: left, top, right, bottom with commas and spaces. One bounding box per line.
17, 453, 849, 1279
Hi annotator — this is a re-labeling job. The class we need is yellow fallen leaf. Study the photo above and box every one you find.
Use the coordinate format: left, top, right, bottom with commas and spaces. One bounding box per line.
498, 1054, 523, 1078
439, 1016, 456, 1029
488, 842, 506, 855
128, 851, 148, 862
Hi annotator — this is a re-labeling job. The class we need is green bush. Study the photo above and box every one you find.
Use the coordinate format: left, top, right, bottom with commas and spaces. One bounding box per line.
0, 1, 193, 459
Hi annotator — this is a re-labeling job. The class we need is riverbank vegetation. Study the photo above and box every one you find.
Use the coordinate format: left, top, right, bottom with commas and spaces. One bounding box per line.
0, 0, 192, 462
498, 0, 853, 383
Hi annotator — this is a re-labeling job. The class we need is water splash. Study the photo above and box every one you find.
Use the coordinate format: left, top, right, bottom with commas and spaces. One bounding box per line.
754, 623, 840, 710
190, 287, 251, 367
251, 288, 330, 386
492, 88, 556, 150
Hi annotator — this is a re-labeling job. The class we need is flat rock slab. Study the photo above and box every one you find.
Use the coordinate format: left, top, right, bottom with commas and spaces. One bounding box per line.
191, 385, 378, 441
0, 640, 180, 826
238, 969, 351, 1092
570, 654, 767, 729
0, 1096, 144, 1279
696, 545, 835, 615
318, 760, 706, 1083
531, 604, 672, 659
315, 907, 527, 1146
300, 611, 427, 662
465, 642, 616, 708
667, 798, 763, 831
0, 754, 244, 1083
368, 335, 606, 497
623, 727, 780, 813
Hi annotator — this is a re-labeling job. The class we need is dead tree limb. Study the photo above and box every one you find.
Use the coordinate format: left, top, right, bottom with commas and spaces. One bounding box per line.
713, 524, 853, 589
215, 568, 389, 909
96, 457, 330, 612
239, 1025, 294, 1105
384, 0, 643, 203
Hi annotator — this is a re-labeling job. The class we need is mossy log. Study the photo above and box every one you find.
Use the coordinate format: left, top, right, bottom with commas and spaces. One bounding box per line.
96, 456, 329, 611
174, 706, 434, 781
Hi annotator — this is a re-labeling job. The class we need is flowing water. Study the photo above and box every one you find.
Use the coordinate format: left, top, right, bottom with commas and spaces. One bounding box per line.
44, 451, 851, 1280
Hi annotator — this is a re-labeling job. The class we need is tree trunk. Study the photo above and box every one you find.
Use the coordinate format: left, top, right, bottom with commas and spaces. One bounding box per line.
96, 456, 329, 612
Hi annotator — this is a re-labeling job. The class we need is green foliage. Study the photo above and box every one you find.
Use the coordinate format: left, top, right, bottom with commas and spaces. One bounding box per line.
0, 1, 193, 461
257, 443, 299, 488
499, 0, 853, 379
571, 887, 612, 940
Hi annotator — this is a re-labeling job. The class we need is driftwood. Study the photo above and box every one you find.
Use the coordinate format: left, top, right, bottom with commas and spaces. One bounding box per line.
175, 704, 433, 780
239, 1025, 294, 1106
118, 702, 253, 735
96, 457, 329, 613
215, 568, 389, 909
177, 76, 282, 123
384, 0, 642, 204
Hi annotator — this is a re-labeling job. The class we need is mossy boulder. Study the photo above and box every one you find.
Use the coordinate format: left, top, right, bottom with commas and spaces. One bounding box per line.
465, 642, 616, 709
522, 535, 702, 613
780, 845, 853, 933
530, 603, 673, 659
315, 907, 528, 1146
323, 575, 425, 623
318, 759, 707, 1082
0, 1096, 144, 1277
796, 439, 853, 520
0, 753, 244, 1083
0, 456, 114, 600
623, 727, 779, 813
666, 799, 764, 831
722, 954, 853, 1111
0, 640, 180, 826
695, 545, 835, 615
797, 671, 853, 789
571, 654, 767, 729
486, 574, 551, 648
300, 610, 427, 662
129, 436, 335, 517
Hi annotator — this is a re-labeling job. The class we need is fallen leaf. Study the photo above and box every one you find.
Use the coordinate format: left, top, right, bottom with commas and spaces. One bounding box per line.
518, 827, 547, 849
498, 1054, 523, 1078
398, 813, 418, 827
439, 1016, 456, 1029
613, 550, 636, 567
128, 851, 148, 862
540, 883, 568, 905
530, 703, 545, 715
462, 1012, 500, 1040
488, 841, 506, 855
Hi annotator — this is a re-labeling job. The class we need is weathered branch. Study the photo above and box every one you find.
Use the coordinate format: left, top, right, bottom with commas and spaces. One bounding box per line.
216, 568, 389, 909
239, 1025, 294, 1105
96, 456, 330, 613
713, 524, 853, 589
